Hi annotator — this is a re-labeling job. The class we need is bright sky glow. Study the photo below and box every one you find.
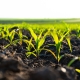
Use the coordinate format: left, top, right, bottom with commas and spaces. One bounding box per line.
0, 0, 80, 19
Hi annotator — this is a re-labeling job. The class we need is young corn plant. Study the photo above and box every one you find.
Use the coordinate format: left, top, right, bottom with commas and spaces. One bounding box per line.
0, 27, 16, 48
26, 28, 57, 59
51, 28, 72, 63
23, 38, 37, 57
17, 29, 28, 45
3, 27, 28, 49
4, 29, 19, 49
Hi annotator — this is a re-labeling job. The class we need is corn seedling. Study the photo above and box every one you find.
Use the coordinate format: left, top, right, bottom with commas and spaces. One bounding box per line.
27, 28, 57, 59
0, 27, 18, 49
4, 30, 19, 49
17, 29, 27, 45
51, 28, 71, 63
23, 38, 37, 57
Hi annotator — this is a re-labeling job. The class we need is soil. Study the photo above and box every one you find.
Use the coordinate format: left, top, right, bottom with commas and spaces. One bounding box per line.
0, 28, 80, 80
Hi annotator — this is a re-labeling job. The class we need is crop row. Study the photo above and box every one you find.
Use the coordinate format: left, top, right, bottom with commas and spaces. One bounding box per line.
0, 23, 80, 73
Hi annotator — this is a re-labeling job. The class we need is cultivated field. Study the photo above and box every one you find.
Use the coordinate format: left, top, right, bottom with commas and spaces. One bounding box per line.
0, 19, 80, 80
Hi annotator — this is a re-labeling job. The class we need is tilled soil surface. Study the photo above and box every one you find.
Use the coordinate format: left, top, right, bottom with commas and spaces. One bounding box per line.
0, 29, 80, 80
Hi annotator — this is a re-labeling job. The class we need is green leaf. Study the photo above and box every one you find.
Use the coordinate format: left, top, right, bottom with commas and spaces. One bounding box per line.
28, 28, 37, 41
68, 57, 78, 67
56, 42, 61, 62
43, 49, 57, 59
66, 37, 72, 52
26, 52, 37, 57
59, 55, 64, 61
23, 39, 35, 49
4, 44, 11, 49
4, 39, 18, 49
51, 32, 59, 44
38, 37, 45, 49
13, 39, 19, 45
18, 30, 23, 39
9, 30, 15, 42
75, 69, 80, 73
38, 30, 43, 39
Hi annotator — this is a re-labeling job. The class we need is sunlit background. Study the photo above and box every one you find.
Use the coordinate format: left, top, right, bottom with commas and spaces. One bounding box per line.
0, 0, 80, 19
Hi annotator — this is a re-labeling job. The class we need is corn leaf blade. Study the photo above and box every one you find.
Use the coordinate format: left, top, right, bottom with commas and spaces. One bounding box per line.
28, 28, 37, 41
66, 37, 72, 52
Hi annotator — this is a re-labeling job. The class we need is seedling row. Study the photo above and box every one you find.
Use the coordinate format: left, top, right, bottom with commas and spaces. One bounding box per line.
0, 22, 80, 74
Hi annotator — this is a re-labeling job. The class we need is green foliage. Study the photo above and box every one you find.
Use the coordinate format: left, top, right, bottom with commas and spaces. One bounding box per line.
3, 29, 18, 49
50, 28, 72, 63
26, 28, 56, 59
75, 69, 80, 73
0, 22, 80, 64
17, 29, 27, 45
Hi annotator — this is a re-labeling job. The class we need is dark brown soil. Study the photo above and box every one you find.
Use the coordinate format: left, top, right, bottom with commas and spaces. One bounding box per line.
0, 29, 80, 80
